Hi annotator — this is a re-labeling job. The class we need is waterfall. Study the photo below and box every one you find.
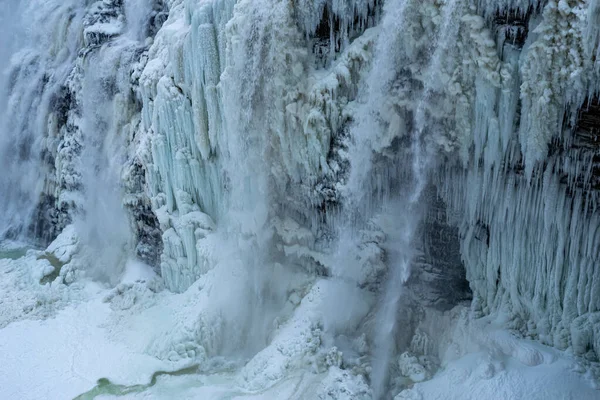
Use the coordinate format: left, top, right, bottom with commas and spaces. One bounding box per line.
75, 38, 142, 283
217, 0, 298, 354
0, 0, 599, 398
0, 0, 164, 266
337, 0, 463, 396
0, 0, 84, 244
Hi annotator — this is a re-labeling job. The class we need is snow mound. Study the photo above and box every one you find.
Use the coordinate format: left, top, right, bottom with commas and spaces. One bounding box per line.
394, 307, 600, 399
0, 251, 86, 328
395, 349, 599, 400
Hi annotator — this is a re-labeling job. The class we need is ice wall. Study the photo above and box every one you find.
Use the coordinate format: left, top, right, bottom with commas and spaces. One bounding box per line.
436, 0, 600, 363
138, 0, 382, 292
116, 0, 600, 385
1, 0, 600, 396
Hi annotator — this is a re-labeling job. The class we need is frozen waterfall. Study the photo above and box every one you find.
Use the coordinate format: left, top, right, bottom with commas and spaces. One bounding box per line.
0, 0, 599, 399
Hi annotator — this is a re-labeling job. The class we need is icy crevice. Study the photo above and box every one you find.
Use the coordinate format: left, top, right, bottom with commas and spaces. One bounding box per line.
294, 0, 382, 67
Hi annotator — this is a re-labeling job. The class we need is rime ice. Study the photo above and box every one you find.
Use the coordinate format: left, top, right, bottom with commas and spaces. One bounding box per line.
0, 0, 599, 399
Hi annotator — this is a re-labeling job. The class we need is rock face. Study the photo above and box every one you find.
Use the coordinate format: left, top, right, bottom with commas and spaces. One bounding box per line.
123, 159, 164, 270
411, 187, 472, 312
1, 0, 599, 375
573, 97, 600, 191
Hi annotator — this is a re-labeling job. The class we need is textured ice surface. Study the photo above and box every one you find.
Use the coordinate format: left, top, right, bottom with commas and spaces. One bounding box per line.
395, 310, 600, 400
1, 0, 600, 398
0, 253, 596, 400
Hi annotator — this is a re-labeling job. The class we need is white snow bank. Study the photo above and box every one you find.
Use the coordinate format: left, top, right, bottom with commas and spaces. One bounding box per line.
395, 349, 598, 400
46, 223, 79, 263
395, 307, 600, 399
0, 292, 173, 400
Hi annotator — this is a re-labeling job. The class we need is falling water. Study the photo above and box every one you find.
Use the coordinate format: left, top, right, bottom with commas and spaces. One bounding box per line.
344, 0, 410, 204
0, 0, 38, 240
124, 0, 155, 41
0, 0, 162, 274
215, 0, 298, 355
74, 0, 163, 283
76, 44, 135, 283
0, 0, 84, 244
338, 0, 462, 397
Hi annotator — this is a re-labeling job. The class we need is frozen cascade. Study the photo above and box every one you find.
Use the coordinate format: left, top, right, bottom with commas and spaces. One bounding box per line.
435, 0, 600, 364
141, 0, 383, 293
136, 0, 600, 394
76, 38, 144, 282
0, 0, 168, 261
0, 0, 85, 244
336, 0, 464, 396
0, 0, 600, 399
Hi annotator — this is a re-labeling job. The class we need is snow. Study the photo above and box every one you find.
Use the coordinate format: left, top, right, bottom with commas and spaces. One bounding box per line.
0, 253, 80, 329
0, 251, 596, 399
0, 249, 372, 399
121, 258, 158, 284
46, 224, 80, 263
396, 351, 597, 400
396, 317, 600, 400
0, 294, 169, 400
1, 0, 600, 398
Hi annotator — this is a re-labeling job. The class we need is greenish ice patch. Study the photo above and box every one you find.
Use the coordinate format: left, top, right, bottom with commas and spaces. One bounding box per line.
73, 364, 200, 400
0, 247, 29, 260
37, 252, 66, 284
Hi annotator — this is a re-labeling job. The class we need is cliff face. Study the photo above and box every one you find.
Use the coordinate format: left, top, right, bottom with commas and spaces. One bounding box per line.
0, 0, 167, 264
1, 0, 599, 385
435, 1, 600, 361
134, 0, 600, 362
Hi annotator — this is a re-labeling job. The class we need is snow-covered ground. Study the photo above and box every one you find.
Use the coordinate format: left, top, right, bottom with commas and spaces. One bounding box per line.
0, 233, 598, 400
396, 317, 600, 400
0, 292, 168, 400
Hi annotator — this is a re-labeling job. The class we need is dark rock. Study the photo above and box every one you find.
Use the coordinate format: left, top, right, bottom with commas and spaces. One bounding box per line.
492, 6, 538, 50
409, 185, 472, 311
124, 160, 163, 271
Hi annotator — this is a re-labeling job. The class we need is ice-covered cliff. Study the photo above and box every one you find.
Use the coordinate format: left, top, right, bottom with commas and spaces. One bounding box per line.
1, 0, 599, 398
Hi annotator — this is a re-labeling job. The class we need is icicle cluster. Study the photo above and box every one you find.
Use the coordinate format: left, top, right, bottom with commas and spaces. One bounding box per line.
435, 0, 600, 361
3, 0, 600, 387
138, 0, 380, 291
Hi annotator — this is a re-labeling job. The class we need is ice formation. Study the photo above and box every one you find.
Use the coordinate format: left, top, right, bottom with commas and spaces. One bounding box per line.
0, 0, 599, 398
